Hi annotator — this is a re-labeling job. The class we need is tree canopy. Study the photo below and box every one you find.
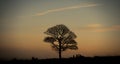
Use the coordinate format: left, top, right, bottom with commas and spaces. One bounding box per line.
44, 24, 78, 59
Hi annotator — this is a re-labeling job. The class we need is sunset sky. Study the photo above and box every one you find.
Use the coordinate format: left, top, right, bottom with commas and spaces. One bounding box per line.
0, 0, 120, 59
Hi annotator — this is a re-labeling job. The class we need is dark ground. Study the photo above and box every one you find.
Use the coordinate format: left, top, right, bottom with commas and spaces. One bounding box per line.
0, 55, 120, 64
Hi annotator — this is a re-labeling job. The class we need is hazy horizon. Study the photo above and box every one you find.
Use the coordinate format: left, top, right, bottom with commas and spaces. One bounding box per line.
0, 0, 120, 59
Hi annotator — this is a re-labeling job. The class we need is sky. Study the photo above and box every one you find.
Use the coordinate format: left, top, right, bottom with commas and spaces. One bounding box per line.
0, 0, 120, 59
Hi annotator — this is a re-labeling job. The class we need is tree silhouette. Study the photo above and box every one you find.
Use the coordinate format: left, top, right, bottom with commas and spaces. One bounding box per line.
44, 24, 78, 60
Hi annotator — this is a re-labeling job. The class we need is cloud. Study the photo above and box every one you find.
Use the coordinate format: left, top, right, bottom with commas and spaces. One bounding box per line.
35, 3, 99, 16
87, 24, 103, 28
80, 24, 120, 32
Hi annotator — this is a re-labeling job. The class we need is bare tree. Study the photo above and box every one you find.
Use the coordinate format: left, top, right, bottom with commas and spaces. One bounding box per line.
44, 24, 78, 60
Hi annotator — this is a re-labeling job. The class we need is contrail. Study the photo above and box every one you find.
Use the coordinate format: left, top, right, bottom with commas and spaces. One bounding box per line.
35, 3, 99, 16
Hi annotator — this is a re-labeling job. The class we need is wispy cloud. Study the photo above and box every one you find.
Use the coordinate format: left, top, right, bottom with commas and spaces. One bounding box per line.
34, 3, 99, 16
80, 24, 120, 32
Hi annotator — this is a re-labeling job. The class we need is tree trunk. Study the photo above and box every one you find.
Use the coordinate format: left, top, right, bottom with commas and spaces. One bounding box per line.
58, 39, 62, 61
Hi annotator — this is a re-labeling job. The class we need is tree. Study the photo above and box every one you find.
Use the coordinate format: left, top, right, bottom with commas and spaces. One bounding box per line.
44, 24, 78, 60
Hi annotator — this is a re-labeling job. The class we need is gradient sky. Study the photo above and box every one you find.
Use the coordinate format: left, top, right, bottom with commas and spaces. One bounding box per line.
0, 0, 120, 59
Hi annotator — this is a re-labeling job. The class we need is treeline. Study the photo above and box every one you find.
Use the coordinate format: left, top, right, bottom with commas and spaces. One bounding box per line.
0, 54, 120, 64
